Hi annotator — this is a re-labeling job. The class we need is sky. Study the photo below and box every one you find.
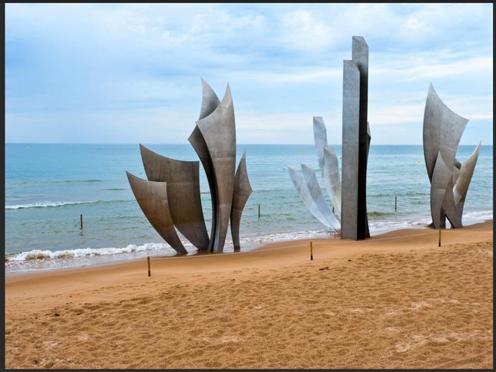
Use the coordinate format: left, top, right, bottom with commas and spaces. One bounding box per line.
5, 3, 493, 145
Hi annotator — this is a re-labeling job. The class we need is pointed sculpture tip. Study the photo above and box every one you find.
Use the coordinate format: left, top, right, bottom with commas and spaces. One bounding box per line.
474, 141, 482, 153
125, 170, 134, 180
225, 83, 231, 96
221, 83, 233, 103
300, 163, 312, 172
288, 165, 297, 172
201, 78, 212, 91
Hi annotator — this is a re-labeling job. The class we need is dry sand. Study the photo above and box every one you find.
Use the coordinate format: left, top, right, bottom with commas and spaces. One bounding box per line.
5, 221, 493, 368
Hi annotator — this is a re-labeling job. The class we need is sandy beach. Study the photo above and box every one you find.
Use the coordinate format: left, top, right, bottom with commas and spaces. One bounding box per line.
5, 221, 493, 368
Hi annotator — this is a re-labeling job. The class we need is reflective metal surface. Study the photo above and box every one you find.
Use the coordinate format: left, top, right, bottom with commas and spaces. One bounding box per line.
323, 145, 341, 220
231, 153, 253, 251
126, 172, 187, 254
288, 165, 338, 230
423, 84, 478, 228
140, 145, 210, 250
196, 85, 236, 252
126, 80, 251, 254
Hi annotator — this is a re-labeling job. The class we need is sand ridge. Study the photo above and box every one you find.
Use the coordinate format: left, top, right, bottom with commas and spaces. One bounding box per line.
5, 221, 493, 368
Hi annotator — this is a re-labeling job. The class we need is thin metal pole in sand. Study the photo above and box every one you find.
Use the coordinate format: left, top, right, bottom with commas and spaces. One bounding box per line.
147, 256, 151, 277
310, 241, 313, 261
438, 228, 441, 247
80, 214, 83, 230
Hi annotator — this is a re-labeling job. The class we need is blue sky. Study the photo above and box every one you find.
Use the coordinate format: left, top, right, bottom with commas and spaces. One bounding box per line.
5, 3, 493, 144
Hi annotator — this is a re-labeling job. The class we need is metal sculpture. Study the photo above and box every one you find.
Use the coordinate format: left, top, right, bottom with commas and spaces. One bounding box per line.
288, 36, 371, 240
313, 116, 342, 219
231, 153, 252, 251
288, 165, 338, 229
139, 145, 209, 250
288, 117, 341, 231
313, 116, 328, 175
126, 80, 252, 254
195, 85, 236, 252
423, 84, 480, 228
323, 145, 341, 220
341, 36, 371, 240
126, 172, 187, 255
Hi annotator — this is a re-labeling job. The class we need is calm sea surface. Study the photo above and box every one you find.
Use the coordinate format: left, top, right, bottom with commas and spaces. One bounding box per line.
5, 144, 493, 273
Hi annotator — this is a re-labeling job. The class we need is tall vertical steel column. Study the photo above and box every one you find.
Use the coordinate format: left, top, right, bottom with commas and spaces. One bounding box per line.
341, 36, 370, 240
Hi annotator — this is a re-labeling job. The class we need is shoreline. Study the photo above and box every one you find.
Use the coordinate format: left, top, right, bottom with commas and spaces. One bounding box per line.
5, 219, 492, 280
6, 207, 492, 275
6, 220, 492, 297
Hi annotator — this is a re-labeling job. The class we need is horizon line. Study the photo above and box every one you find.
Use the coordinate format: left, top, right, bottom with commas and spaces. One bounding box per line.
5, 142, 491, 146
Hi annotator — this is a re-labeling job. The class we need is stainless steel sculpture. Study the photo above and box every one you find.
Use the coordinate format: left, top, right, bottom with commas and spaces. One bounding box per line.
288, 165, 338, 230
313, 116, 328, 175
423, 84, 480, 228
126, 80, 252, 254
288, 117, 341, 231
195, 85, 236, 252
341, 36, 371, 240
323, 145, 341, 220
139, 145, 210, 250
126, 172, 187, 255
288, 36, 371, 240
231, 153, 252, 251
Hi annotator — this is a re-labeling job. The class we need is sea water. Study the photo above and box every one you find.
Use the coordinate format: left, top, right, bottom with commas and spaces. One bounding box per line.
5, 144, 493, 273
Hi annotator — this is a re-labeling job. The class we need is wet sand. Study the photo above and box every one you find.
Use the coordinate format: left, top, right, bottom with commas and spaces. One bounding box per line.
5, 221, 493, 368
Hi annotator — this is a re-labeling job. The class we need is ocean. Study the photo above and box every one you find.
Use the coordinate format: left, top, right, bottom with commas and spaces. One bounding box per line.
5, 143, 493, 273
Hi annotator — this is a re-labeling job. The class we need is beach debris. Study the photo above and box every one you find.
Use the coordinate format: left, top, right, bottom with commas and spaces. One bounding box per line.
319, 266, 329, 271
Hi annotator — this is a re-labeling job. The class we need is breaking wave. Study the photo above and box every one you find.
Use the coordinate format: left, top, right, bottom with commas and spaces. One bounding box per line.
6, 242, 178, 262
5, 199, 133, 210
5, 201, 100, 210
4, 210, 491, 272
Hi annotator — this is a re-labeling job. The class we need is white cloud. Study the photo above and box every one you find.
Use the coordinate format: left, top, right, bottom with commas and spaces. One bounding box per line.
279, 10, 333, 52
5, 3, 493, 144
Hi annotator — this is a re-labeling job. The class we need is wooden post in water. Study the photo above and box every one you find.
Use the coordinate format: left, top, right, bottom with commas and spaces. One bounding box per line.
258, 204, 261, 220
80, 214, 83, 230
438, 228, 441, 247
394, 195, 397, 212
147, 256, 151, 277
310, 241, 313, 261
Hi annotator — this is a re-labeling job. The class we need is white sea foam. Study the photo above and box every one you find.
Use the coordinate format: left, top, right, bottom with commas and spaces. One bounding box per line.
6, 242, 179, 262
5, 200, 100, 210
461, 209, 493, 225
5, 210, 492, 272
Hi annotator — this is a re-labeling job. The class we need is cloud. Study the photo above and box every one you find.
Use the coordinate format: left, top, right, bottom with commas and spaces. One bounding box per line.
5, 3, 493, 144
